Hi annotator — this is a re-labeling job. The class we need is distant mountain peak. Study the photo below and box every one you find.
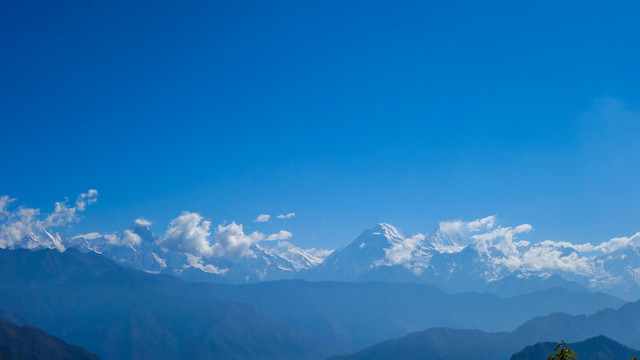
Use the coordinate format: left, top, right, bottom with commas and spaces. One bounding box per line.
128, 220, 157, 244
365, 223, 405, 243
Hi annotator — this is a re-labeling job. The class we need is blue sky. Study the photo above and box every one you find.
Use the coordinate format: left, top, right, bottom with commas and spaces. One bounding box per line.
1, 0, 639, 249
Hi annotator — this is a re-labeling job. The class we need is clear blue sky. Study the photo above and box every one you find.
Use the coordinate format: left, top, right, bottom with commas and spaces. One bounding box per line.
1, 0, 639, 249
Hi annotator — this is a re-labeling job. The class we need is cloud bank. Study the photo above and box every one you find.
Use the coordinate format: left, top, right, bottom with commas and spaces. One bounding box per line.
0, 190, 99, 250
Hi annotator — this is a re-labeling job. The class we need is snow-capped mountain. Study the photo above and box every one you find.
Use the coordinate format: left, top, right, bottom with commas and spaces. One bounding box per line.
308, 223, 428, 282
306, 218, 640, 300
3, 196, 640, 300
65, 219, 327, 283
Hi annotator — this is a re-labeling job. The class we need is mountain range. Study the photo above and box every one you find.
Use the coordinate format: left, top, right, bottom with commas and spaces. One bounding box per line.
331, 334, 640, 360
0, 317, 100, 360
330, 293, 640, 360
0, 248, 322, 360
4, 216, 640, 299
0, 248, 629, 359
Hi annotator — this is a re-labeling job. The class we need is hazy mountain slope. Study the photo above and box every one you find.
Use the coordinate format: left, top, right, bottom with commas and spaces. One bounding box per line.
329, 332, 640, 360
0, 247, 117, 287
329, 299, 640, 360
327, 328, 509, 360
0, 249, 322, 360
0, 248, 626, 359
0, 317, 100, 360
194, 281, 624, 354
509, 335, 640, 360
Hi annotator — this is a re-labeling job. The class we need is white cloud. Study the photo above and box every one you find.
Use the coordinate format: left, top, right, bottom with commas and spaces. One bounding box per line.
254, 214, 271, 222
0, 190, 98, 250
185, 254, 228, 275
160, 214, 276, 258
592, 233, 640, 254
516, 245, 594, 274
104, 234, 118, 244
438, 215, 496, 235
75, 189, 98, 211
212, 222, 263, 257
466, 216, 496, 232
134, 218, 152, 227
42, 200, 78, 228
472, 224, 533, 243
276, 212, 295, 219
430, 216, 498, 253
111, 229, 142, 247
385, 233, 427, 266
471, 224, 533, 258
458, 222, 605, 277
162, 211, 214, 256
266, 230, 293, 241
0, 196, 16, 217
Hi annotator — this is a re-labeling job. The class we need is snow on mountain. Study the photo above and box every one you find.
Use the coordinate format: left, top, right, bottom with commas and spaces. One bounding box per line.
4, 192, 640, 299
67, 220, 328, 282
260, 240, 330, 271
426, 216, 496, 253
304, 218, 640, 299
308, 223, 427, 281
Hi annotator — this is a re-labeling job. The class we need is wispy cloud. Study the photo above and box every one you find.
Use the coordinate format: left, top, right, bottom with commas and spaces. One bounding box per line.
134, 218, 152, 227
108, 229, 142, 247
266, 230, 293, 241
0, 196, 16, 217
75, 189, 98, 211
385, 233, 427, 266
254, 214, 271, 222
276, 212, 295, 219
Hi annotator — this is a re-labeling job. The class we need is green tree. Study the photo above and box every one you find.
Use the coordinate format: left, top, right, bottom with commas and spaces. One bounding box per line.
547, 340, 578, 360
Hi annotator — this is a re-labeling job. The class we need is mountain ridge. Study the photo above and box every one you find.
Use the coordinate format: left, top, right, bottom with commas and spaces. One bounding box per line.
0, 248, 629, 358
328, 296, 640, 360
0, 317, 100, 360
5, 219, 640, 299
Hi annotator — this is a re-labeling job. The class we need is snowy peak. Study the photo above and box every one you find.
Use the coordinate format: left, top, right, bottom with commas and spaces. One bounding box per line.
310, 223, 426, 281
368, 223, 405, 242
352, 223, 406, 250
8, 209, 640, 299
259, 241, 329, 271
128, 219, 158, 244
426, 216, 496, 253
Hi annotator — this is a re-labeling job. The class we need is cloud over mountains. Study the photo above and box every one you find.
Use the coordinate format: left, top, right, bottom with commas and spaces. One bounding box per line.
0, 190, 99, 250
3, 191, 640, 299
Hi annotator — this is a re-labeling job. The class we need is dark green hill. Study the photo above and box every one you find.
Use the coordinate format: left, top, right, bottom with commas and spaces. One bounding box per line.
0, 317, 100, 360
510, 335, 640, 360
